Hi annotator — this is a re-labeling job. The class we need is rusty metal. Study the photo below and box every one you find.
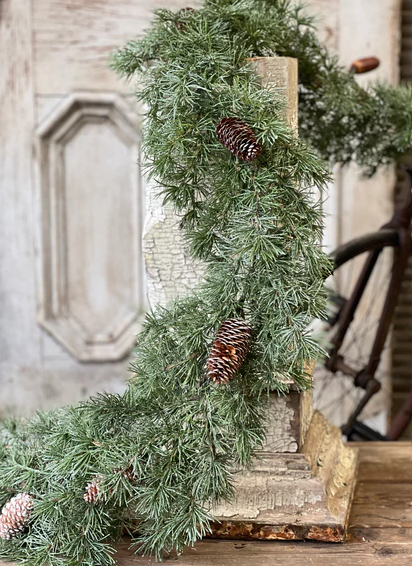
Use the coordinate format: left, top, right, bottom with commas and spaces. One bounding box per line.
387, 384, 412, 439
209, 521, 345, 542
324, 168, 412, 440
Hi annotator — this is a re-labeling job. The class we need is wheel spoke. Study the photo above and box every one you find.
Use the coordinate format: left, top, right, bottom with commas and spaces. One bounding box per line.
313, 239, 397, 434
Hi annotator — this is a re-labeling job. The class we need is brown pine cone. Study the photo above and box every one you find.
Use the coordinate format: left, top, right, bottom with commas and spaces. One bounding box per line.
0, 493, 34, 540
216, 117, 262, 161
83, 477, 102, 504
114, 465, 136, 483
207, 319, 252, 384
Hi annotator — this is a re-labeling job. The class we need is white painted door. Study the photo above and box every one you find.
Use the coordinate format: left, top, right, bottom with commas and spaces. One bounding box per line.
0, 0, 189, 417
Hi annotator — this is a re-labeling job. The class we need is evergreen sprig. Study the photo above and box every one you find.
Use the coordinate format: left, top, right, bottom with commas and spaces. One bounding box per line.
1, 1, 411, 564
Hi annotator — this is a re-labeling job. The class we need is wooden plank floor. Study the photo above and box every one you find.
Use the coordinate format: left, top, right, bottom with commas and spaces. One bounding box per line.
1, 443, 412, 565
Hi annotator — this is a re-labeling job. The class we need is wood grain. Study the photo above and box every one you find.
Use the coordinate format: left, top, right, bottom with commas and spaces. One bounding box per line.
33, 0, 203, 94
350, 483, 412, 529
112, 539, 412, 565
0, 0, 44, 416
353, 442, 412, 482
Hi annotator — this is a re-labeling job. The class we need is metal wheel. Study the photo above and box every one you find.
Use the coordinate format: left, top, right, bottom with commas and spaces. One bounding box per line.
313, 229, 401, 440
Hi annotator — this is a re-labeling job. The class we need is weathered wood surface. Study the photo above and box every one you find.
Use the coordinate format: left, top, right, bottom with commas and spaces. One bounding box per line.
34, 92, 146, 361
142, 192, 205, 309
354, 442, 412, 482
212, 411, 357, 542
255, 390, 312, 453
0, 0, 44, 417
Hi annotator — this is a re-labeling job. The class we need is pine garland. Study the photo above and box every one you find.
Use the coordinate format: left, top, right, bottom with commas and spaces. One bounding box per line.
1, 1, 412, 564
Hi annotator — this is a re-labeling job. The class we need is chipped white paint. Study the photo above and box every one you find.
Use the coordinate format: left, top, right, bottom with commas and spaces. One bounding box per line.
214, 468, 325, 520
142, 181, 204, 309
213, 411, 357, 529
261, 395, 299, 453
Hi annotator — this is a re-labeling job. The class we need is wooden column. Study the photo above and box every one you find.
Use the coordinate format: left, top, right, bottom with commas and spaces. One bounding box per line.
210, 57, 358, 543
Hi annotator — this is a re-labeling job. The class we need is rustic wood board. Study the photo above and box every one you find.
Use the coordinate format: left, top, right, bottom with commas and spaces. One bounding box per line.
1, 443, 411, 565
350, 483, 412, 528
111, 538, 412, 565
353, 442, 412, 482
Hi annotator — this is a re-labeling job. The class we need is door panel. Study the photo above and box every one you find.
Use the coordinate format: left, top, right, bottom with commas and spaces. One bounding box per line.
35, 93, 144, 361
0, 0, 196, 417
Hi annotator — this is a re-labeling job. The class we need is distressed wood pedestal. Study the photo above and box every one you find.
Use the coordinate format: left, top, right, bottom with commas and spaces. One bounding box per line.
208, 56, 358, 543
210, 389, 358, 542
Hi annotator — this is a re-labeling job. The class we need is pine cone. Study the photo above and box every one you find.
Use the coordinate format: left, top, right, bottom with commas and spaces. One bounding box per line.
177, 7, 196, 16
114, 465, 136, 483
207, 319, 252, 384
216, 117, 262, 161
83, 477, 102, 504
0, 493, 34, 540
175, 7, 196, 31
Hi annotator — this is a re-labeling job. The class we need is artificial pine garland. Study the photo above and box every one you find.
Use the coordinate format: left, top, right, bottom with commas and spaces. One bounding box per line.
1, 1, 412, 564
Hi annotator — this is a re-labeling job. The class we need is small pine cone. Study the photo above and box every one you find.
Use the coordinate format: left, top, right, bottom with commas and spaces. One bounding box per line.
175, 7, 196, 31
207, 319, 252, 384
83, 477, 102, 504
177, 7, 196, 15
216, 117, 262, 161
114, 465, 136, 483
0, 493, 34, 540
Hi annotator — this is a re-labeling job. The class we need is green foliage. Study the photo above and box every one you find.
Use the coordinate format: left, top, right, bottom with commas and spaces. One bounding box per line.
1, 1, 412, 564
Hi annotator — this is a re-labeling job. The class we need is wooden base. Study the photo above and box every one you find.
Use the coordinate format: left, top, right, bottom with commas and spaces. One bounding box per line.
210, 411, 358, 542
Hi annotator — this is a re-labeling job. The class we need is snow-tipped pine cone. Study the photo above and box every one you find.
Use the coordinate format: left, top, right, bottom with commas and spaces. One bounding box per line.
216, 117, 262, 161
207, 319, 252, 384
0, 493, 34, 540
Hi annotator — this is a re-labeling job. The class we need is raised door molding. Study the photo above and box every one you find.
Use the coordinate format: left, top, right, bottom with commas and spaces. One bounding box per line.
35, 93, 146, 362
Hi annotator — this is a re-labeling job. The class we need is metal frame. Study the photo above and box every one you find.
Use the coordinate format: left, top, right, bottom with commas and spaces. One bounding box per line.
325, 169, 412, 440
